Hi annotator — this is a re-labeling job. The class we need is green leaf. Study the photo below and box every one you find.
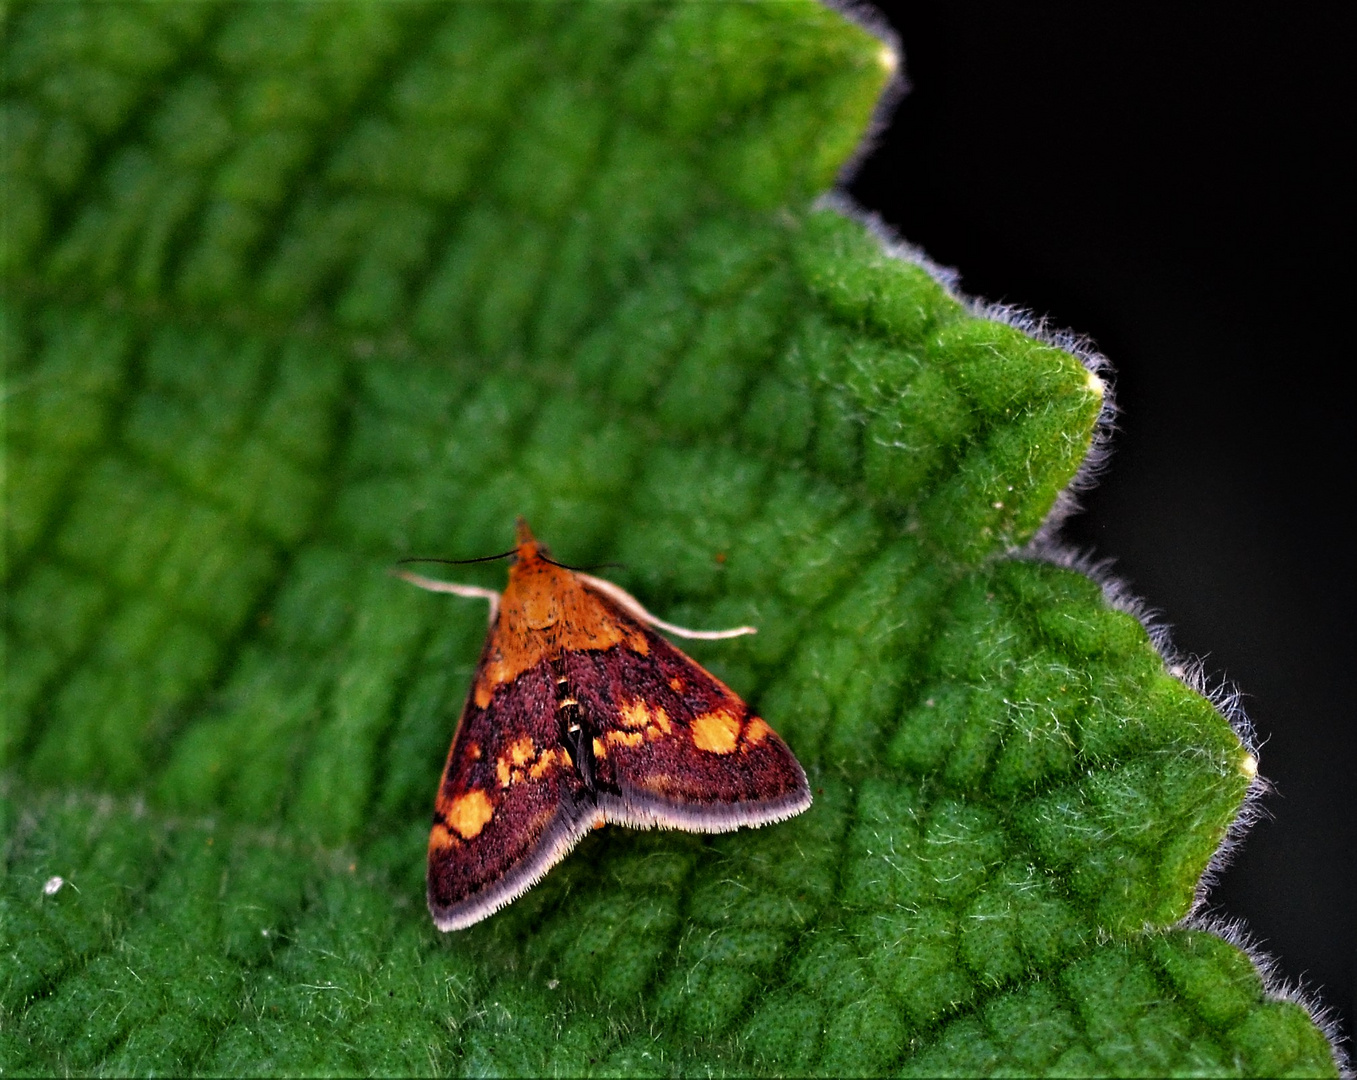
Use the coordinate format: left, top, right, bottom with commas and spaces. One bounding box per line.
1, 2, 1340, 1075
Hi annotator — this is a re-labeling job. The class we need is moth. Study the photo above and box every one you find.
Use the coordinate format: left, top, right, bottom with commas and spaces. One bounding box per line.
397, 520, 811, 931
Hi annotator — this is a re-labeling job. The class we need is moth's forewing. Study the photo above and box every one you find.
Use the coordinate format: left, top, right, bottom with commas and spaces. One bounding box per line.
572, 595, 811, 832
427, 660, 593, 931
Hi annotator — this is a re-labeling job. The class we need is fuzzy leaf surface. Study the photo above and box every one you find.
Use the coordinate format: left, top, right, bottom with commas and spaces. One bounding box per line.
0, 2, 1338, 1075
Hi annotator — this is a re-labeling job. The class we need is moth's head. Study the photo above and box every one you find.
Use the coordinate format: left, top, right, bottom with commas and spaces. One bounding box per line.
506, 519, 568, 629
513, 517, 547, 565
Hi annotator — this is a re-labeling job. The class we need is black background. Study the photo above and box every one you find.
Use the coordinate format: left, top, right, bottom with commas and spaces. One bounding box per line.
845, 1, 1353, 1049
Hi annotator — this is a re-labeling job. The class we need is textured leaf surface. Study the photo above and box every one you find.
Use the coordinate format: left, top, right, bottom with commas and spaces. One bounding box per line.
0, 2, 1338, 1075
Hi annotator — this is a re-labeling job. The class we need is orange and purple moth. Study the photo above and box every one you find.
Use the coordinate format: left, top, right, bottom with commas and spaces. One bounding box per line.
397, 520, 811, 931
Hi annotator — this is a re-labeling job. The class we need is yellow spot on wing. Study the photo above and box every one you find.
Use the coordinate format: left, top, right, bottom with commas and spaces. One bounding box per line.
428, 822, 456, 853
445, 790, 494, 840
692, 710, 740, 754
743, 716, 772, 747
592, 737, 607, 759
607, 730, 644, 749
496, 758, 512, 787
529, 747, 569, 779
620, 700, 649, 728
620, 699, 672, 738
668, 677, 683, 692
509, 736, 535, 766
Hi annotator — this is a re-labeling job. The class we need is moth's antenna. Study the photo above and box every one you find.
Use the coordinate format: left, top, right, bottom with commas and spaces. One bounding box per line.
397, 550, 516, 567
539, 556, 627, 573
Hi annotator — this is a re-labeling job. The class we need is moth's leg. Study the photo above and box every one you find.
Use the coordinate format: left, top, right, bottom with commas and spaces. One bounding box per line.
576, 573, 755, 640
393, 570, 500, 626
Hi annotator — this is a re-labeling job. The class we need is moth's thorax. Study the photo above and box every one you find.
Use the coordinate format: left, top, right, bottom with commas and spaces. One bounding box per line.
506, 555, 568, 630
472, 550, 646, 707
